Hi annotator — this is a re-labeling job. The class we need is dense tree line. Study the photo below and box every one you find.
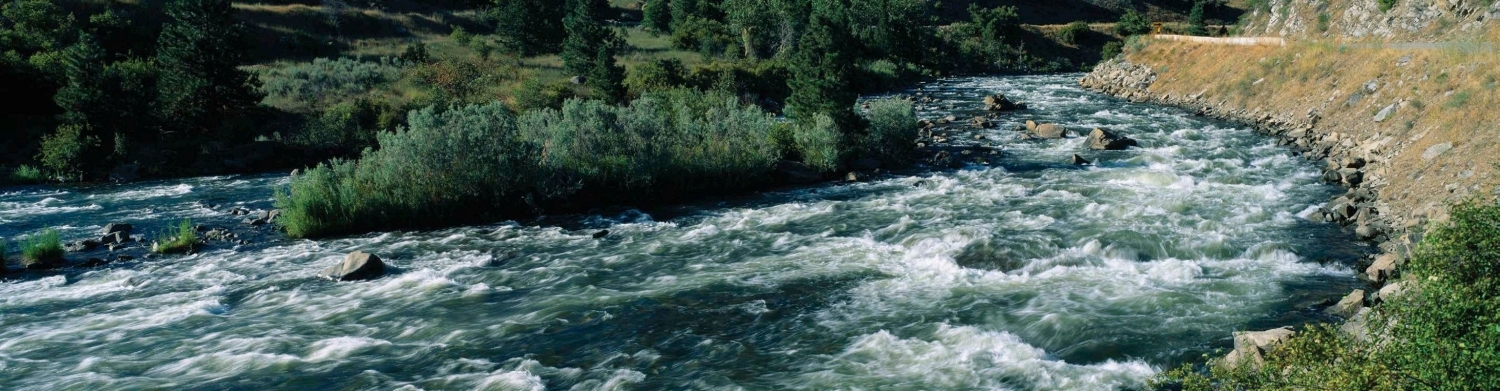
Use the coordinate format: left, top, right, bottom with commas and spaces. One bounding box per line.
1, 0, 261, 181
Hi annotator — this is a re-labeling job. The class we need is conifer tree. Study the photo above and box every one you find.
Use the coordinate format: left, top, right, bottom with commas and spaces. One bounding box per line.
1187, 1, 1208, 36
155, 0, 261, 139
562, 0, 613, 76
643, 0, 672, 32
785, 3, 857, 132
491, 0, 566, 55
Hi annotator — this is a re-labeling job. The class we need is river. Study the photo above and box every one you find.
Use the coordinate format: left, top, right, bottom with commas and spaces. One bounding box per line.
0, 74, 1370, 390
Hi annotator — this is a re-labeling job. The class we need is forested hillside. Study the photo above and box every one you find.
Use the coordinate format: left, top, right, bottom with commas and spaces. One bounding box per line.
1, 0, 1220, 186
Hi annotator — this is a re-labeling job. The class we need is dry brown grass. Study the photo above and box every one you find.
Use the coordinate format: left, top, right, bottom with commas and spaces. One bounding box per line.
1126, 33, 1498, 224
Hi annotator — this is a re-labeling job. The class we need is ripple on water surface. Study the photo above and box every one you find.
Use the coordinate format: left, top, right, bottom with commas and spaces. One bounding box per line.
0, 74, 1368, 390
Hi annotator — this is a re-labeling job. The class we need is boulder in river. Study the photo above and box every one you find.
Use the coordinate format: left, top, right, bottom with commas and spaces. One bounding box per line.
1324, 289, 1366, 318
320, 251, 386, 282
593, 230, 610, 239
1085, 128, 1138, 150
983, 94, 1025, 111
1223, 327, 1296, 370
102, 223, 133, 237
1028, 124, 1068, 139
1364, 253, 1402, 282
1071, 154, 1092, 165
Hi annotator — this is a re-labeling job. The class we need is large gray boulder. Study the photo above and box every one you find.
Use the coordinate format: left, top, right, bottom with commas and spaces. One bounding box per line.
1085, 128, 1138, 150
1222, 327, 1296, 369
1365, 253, 1402, 282
102, 223, 133, 236
1028, 124, 1068, 139
321, 251, 387, 282
1324, 289, 1366, 318
983, 94, 1025, 111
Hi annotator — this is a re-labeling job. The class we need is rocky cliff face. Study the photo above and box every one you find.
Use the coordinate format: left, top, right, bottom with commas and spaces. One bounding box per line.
1243, 0, 1500, 40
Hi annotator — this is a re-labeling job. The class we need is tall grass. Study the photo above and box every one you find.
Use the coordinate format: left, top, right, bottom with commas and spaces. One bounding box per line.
9, 165, 44, 184
20, 228, 64, 267
154, 219, 198, 254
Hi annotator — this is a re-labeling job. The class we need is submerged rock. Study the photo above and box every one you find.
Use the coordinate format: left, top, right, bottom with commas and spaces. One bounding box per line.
593, 230, 610, 239
1071, 154, 1092, 165
320, 251, 386, 282
983, 94, 1025, 111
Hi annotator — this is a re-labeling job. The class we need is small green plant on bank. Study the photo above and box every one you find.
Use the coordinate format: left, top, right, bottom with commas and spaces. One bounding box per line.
1317, 13, 1331, 32
9, 165, 44, 184
20, 228, 64, 268
154, 219, 198, 254
1445, 90, 1471, 108
1059, 21, 1089, 44
1378, 0, 1399, 12
1101, 41, 1123, 60
1151, 199, 1500, 390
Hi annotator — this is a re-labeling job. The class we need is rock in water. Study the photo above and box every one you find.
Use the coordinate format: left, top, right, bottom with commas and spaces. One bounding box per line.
1029, 124, 1068, 139
102, 223, 133, 237
983, 94, 1024, 111
1071, 154, 1092, 165
593, 230, 610, 239
321, 251, 386, 282
1085, 128, 1138, 150
1324, 289, 1366, 318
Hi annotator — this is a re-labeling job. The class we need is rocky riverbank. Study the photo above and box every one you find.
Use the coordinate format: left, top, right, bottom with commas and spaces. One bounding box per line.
1080, 55, 1480, 366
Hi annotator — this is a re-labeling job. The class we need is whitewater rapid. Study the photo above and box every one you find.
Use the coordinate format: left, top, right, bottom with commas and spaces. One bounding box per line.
0, 74, 1369, 390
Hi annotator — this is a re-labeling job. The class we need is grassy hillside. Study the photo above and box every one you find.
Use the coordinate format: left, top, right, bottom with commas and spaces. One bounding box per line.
1099, 4, 1500, 388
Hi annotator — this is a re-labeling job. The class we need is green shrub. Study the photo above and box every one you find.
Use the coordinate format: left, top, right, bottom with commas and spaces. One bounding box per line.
258, 57, 405, 108
1378, 0, 1398, 12
1317, 13, 1332, 32
20, 228, 63, 268
276, 90, 783, 238
1059, 21, 1090, 44
520, 89, 781, 193
400, 42, 431, 64
794, 114, 843, 172
293, 98, 398, 153
276, 102, 545, 238
450, 25, 473, 45
154, 219, 198, 254
1445, 90, 1471, 108
511, 78, 577, 112
859, 98, 916, 165
1124, 35, 1151, 54
624, 58, 687, 97
39, 124, 98, 181
1101, 41, 1124, 60
10, 165, 44, 183
1115, 10, 1152, 36
1153, 199, 1500, 390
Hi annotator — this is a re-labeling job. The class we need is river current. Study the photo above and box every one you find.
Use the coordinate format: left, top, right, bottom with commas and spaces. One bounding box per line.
0, 74, 1369, 390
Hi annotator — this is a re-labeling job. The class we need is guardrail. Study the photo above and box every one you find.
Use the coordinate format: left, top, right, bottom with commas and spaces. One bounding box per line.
1152, 35, 1287, 47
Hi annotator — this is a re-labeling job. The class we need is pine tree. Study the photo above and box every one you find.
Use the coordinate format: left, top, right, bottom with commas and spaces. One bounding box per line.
562, 0, 613, 76
491, 0, 566, 55
155, 0, 261, 139
643, 0, 672, 32
587, 43, 626, 102
785, 3, 857, 132
560, 0, 624, 101
1187, 1, 1208, 36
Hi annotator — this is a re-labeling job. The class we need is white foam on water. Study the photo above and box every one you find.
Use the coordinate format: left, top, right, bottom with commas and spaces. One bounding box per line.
790, 324, 1155, 391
